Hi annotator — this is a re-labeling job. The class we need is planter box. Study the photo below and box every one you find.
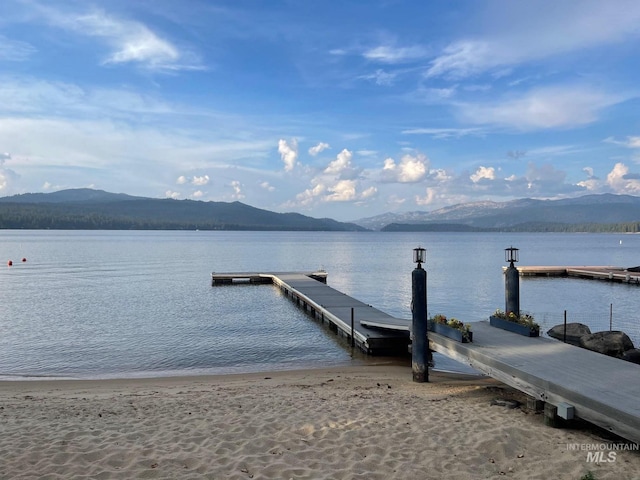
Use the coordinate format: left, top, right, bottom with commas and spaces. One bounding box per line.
489, 315, 539, 337
428, 321, 473, 343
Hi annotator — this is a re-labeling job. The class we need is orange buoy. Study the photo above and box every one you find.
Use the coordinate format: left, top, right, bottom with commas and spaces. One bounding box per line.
21, 258, 27, 262
7, 260, 12, 266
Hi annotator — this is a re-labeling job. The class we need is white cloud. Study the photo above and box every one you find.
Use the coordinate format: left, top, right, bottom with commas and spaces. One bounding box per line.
402, 127, 484, 139
260, 181, 275, 192
0, 36, 36, 62
363, 45, 429, 64
459, 86, 624, 130
308, 142, 330, 156
191, 190, 203, 198
606, 162, 640, 193
415, 188, 437, 206
192, 174, 209, 186
176, 175, 187, 185
427, 40, 494, 79
470, 166, 496, 183
41, 8, 203, 72
604, 136, 640, 148
360, 186, 377, 199
324, 149, 352, 175
230, 180, 244, 199
381, 153, 429, 183
359, 69, 396, 86
295, 182, 326, 206
326, 179, 356, 202
165, 190, 180, 199
426, 1, 640, 78
278, 138, 298, 172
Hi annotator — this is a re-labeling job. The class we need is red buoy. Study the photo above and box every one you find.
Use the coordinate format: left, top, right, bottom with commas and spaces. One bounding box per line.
7, 260, 12, 266
21, 258, 27, 262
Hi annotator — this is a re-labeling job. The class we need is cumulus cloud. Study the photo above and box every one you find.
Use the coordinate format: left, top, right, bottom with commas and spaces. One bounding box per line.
192, 174, 209, 186
176, 175, 187, 184
381, 153, 429, 183
415, 188, 437, 206
606, 163, 640, 193
324, 149, 352, 175
291, 148, 374, 206
360, 186, 377, 199
326, 180, 357, 202
459, 86, 623, 130
470, 166, 496, 183
308, 142, 330, 156
165, 190, 180, 199
230, 180, 244, 199
191, 190, 203, 198
278, 138, 298, 171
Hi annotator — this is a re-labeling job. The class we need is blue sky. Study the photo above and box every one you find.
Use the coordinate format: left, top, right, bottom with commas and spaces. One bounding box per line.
1, 0, 639, 221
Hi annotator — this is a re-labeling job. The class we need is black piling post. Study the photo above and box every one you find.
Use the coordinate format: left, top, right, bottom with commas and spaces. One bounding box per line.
504, 246, 520, 317
412, 247, 428, 383
351, 307, 355, 348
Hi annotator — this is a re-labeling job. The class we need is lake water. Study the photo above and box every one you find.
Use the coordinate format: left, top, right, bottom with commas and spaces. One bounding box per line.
1, 230, 639, 380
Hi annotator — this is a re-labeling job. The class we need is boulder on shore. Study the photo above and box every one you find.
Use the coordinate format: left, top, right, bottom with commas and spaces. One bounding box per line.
578, 331, 635, 358
622, 348, 640, 365
546, 323, 592, 346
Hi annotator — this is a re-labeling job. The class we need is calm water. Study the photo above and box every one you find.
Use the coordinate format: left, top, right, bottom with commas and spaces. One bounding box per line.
1, 230, 639, 379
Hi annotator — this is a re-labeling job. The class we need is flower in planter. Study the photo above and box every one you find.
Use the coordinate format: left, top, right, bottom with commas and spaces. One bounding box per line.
493, 309, 539, 331
431, 314, 473, 341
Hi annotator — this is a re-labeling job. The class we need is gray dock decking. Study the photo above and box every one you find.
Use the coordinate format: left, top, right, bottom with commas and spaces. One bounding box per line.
212, 271, 640, 444
510, 265, 640, 284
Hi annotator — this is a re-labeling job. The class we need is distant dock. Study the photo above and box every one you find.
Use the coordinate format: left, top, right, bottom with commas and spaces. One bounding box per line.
505, 265, 640, 285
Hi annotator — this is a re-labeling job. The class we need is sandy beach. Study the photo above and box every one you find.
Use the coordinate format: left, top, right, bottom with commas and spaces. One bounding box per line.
1, 365, 638, 480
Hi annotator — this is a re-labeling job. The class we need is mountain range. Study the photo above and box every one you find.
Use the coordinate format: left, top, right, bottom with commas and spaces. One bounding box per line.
0, 189, 365, 231
1, 189, 639, 232
353, 194, 640, 231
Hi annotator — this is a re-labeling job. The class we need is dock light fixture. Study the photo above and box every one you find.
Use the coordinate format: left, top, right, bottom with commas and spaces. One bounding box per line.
413, 247, 426, 269
411, 246, 428, 383
505, 246, 519, 265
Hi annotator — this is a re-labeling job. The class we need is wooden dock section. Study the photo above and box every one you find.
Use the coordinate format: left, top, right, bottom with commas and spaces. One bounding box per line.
212, 270, 640, 444
428, 321, 640, 444
211, 271, 409, 355
505, 265, 640, 285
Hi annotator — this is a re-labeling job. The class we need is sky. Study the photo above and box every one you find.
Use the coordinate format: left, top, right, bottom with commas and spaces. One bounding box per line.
1, 1, 639, 221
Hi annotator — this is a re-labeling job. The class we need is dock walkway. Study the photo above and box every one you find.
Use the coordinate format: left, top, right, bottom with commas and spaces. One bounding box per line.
211, 271, 640, 444
211, 271, 409, 355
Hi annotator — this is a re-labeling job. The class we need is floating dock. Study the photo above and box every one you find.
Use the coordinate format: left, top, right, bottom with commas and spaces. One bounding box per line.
212, 270, 640, 444
507, 265, 640, 284
427, 322, 640, 444
211, 271, 409, 355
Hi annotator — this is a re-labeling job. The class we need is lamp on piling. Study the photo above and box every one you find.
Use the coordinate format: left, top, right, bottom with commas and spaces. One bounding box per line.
505, 246, 519, 266
411, 246, 428, 382
413, 247, 426, 269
